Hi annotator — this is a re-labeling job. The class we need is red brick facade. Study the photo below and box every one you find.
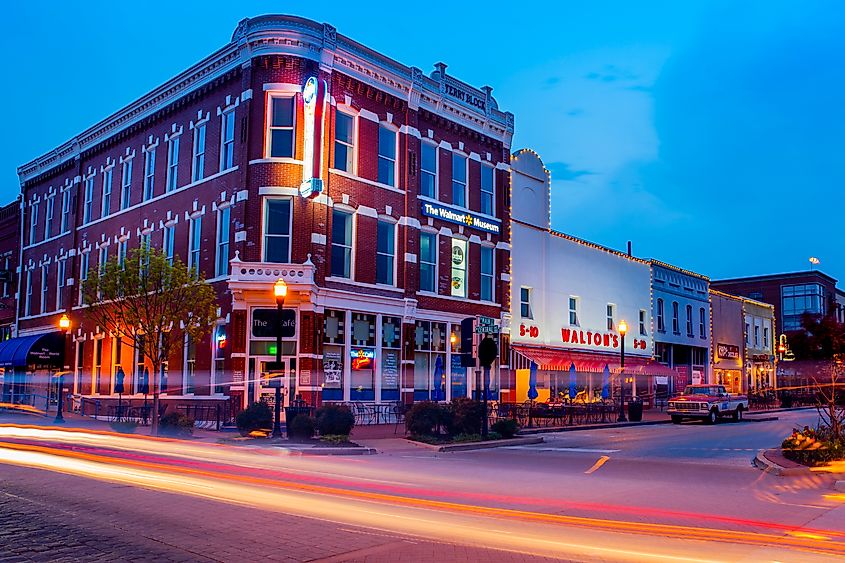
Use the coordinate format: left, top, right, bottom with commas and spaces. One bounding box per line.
15, 16, 514, 413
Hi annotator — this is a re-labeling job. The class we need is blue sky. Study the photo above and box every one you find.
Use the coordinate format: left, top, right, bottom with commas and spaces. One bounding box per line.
3, 1, 843, 281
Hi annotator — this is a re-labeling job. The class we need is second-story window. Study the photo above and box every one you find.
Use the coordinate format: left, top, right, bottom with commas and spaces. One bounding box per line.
24, 270, 32, 316
263, 198, 292, 263
334, 111, 354, 172
569, 297, 579, 326
699, 307, 706, 338
188, 216, 202, 274
686, 304, 693, 336
480, 246, 494, 302
639, 309, 647, 335
118, 239, 128, 268
330, 209, 352, 279
420, 143, 437, 198
521, 288, 533, 319
419, 232, 437, 293
268, 96, 294, 158
78, 252, 89, 306
60, 190, 71, 233
166, 137, 179, 192
378, 125, 396, 186
56, 259, 66, 310
376, 220, 395, 285
102, 168, 113, 218
606, 304, 616, 330
481, 165, 494, 215
215, 207, 230, 277
83, 176, 94, 224
44, 194, 54, 239
452, 153, 467, 208
120, 158, 132, 210
754, 324, 760, 347
192, 124, 206, 182
143, 148, 155, 201
29, 202, 38, 245
40, 265, 48, 314
163, 225, 175, 265
220, 110, 235, 171
672, 301, 680, 334
657, 298, 665, 332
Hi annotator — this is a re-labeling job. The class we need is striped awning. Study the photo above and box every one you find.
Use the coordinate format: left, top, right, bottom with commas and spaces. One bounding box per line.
511, 344, 677, 377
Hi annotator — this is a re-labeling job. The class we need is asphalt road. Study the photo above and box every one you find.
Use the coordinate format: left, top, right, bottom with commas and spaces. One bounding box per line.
0, 409, 843, 562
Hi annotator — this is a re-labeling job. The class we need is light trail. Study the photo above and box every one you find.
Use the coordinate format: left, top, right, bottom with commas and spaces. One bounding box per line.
1, 435, 844, 560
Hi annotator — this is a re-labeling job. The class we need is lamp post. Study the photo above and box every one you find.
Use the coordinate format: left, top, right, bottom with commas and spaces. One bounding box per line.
55, 314, 71, 423
271, 278, 287, 439
617, 320, 628, 423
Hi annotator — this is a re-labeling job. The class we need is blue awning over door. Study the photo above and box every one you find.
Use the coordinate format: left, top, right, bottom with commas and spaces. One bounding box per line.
0, 332, 65, 368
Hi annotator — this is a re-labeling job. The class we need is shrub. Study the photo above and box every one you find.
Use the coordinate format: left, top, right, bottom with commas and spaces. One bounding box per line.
159, 411, 194, 436
782, 427, 845, 466
316, 404, 355, 436
491, 418, 519, 438
320, 434, 350, 445
288, 414, 316, 441
236, 401, 273, 437
406, 401, 451, 437
447, 398, 484, 436
109, 420, 138, 434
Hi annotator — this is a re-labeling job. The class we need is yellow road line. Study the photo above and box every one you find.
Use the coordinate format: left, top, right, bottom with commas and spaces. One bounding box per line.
585, 455, 611, 474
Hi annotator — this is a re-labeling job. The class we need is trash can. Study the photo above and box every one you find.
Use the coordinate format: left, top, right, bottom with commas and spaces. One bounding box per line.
628, 397, 643, 422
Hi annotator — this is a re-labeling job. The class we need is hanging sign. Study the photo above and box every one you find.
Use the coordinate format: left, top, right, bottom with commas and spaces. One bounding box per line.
421, 201, 500, 234
717, 343, 740, 360
252, 309, 296, 338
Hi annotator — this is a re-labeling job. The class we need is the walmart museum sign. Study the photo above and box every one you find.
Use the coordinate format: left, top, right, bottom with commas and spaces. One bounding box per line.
421, 202, 501, 235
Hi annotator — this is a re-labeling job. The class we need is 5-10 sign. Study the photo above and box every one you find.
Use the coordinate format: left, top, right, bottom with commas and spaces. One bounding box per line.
519, 324, 539, 338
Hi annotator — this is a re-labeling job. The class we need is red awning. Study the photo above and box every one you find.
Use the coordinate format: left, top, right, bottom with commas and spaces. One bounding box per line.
512, 345, 677, 377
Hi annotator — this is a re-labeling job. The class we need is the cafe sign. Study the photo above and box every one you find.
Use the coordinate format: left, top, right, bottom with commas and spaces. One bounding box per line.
421, 202, 500, 235
717, 343, 740, 360
252, 308, 296, 338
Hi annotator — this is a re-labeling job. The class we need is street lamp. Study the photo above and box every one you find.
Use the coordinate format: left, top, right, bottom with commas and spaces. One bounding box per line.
55, 314, 71, 423
617, 320, 628, 423
271, 278, 287, 439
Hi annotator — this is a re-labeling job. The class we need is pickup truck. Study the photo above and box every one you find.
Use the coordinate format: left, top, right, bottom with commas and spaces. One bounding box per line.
667, 384, 748, 424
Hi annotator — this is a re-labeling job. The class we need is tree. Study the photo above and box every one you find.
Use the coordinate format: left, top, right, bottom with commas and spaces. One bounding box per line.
790, 313, 845, 441
82, 246, 218, 435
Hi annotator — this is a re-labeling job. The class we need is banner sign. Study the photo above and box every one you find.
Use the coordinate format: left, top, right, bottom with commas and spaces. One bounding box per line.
421, 201, 500, 235
717, 343, 740, 360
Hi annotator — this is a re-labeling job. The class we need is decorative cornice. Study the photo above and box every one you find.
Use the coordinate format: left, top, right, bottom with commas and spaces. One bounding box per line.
18, 14, 512, 185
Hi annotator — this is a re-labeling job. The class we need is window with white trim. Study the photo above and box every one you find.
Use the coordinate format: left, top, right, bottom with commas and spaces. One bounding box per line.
28, 203, 37, 245
569, 296, 579, 326
480, 246, 494, 302
745, 322, 750, 345
78, 252, 89, 306
102, 168, 113, 217
143, 149, 155, 201
163, 225, 175, 265
263, 198, 292, 263
184, 333, 196, 395
139, 233, 151, 275
215, 207, 230, 277
657, 298, 665, 332
44, 195, 54, 239
754, 324, 760, 347
166, 137, 179, 192
120, 159, 132, 210
334, 111, 354, 172
672, 301, 680, 334
763, 326, 770, 348
2, 257, 9, 298
420, 143, 437, 198
607, 303, 616, 331
60, 190, 71, 233
192, 124, 206, 182
376, 220, 395, 285
56, 259, 66, 310
377, 125, 396, 186
639, 309, 647, 335
40, 265, 48, 314
220, 110, 235, 171
267, 95, 295, 158
24, 270, 32, 316
330, 209, 352, 279
699, 307, 706, 338
520, 287, 533, 319
419, 231, 437, 293
188, 216, 202, 274
83, 177, 94, 223
98, 247, 108, 276
452, 153, 467, 208
93, 338, 103, 394
118, 239, 128, 268
481, 165, 494, 215
686, 304, 693, 336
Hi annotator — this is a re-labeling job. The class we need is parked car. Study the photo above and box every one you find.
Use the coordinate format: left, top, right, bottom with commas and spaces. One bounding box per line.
667, 384, 748, 424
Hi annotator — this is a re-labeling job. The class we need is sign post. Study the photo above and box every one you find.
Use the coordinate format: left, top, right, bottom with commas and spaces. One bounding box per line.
477, 336, 498, 438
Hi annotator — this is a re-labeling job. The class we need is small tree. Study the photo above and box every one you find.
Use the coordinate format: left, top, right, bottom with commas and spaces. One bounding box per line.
82, 246, 217, 435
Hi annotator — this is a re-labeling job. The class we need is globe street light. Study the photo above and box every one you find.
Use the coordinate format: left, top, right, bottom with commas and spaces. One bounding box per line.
55, 314, 71, 423
271, 278, 287, 439
617, 320, 628, 423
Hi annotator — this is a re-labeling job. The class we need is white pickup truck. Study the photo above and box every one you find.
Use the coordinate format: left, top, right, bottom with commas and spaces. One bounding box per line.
667, 384, 749, 424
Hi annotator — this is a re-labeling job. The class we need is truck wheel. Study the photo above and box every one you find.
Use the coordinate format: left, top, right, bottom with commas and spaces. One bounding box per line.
671, 415, 682, 424
733, 405, 743, 422
707, 409, 718, 425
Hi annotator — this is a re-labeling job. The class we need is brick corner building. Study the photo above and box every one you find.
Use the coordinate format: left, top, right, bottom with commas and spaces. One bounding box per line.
13, 15, 514, 417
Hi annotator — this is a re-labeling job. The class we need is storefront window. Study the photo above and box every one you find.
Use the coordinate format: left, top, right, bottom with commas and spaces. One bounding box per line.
381, 316, 401, 401
450, 323, 466, 399
350, 313, 375, 400
322, 309, 345, 401
414, 321, 446, 401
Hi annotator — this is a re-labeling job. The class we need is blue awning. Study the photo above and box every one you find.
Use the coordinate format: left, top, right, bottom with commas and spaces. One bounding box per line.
0, 332, 65, 368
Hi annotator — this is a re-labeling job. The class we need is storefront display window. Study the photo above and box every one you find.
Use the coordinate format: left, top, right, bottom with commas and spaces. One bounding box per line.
450, 323, 466, 399
414, 320, 446, 401
381, 316, 401, 401
322, 309, 345, 400
350, 313, 376, 400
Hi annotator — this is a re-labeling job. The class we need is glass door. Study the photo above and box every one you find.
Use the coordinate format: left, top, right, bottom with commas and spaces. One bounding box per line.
257, 358, 289, 410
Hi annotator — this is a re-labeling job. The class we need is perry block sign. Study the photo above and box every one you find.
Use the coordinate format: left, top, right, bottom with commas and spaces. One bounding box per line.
299, 76, 327, 199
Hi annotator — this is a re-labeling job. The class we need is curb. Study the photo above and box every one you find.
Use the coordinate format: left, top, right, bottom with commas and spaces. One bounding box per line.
274, 446, 378, 456
749, 406, 817, 414
746, 416, 779, 423
407, 436, 544, 452
752, 449, 812, 476
519, 419, 672, 435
